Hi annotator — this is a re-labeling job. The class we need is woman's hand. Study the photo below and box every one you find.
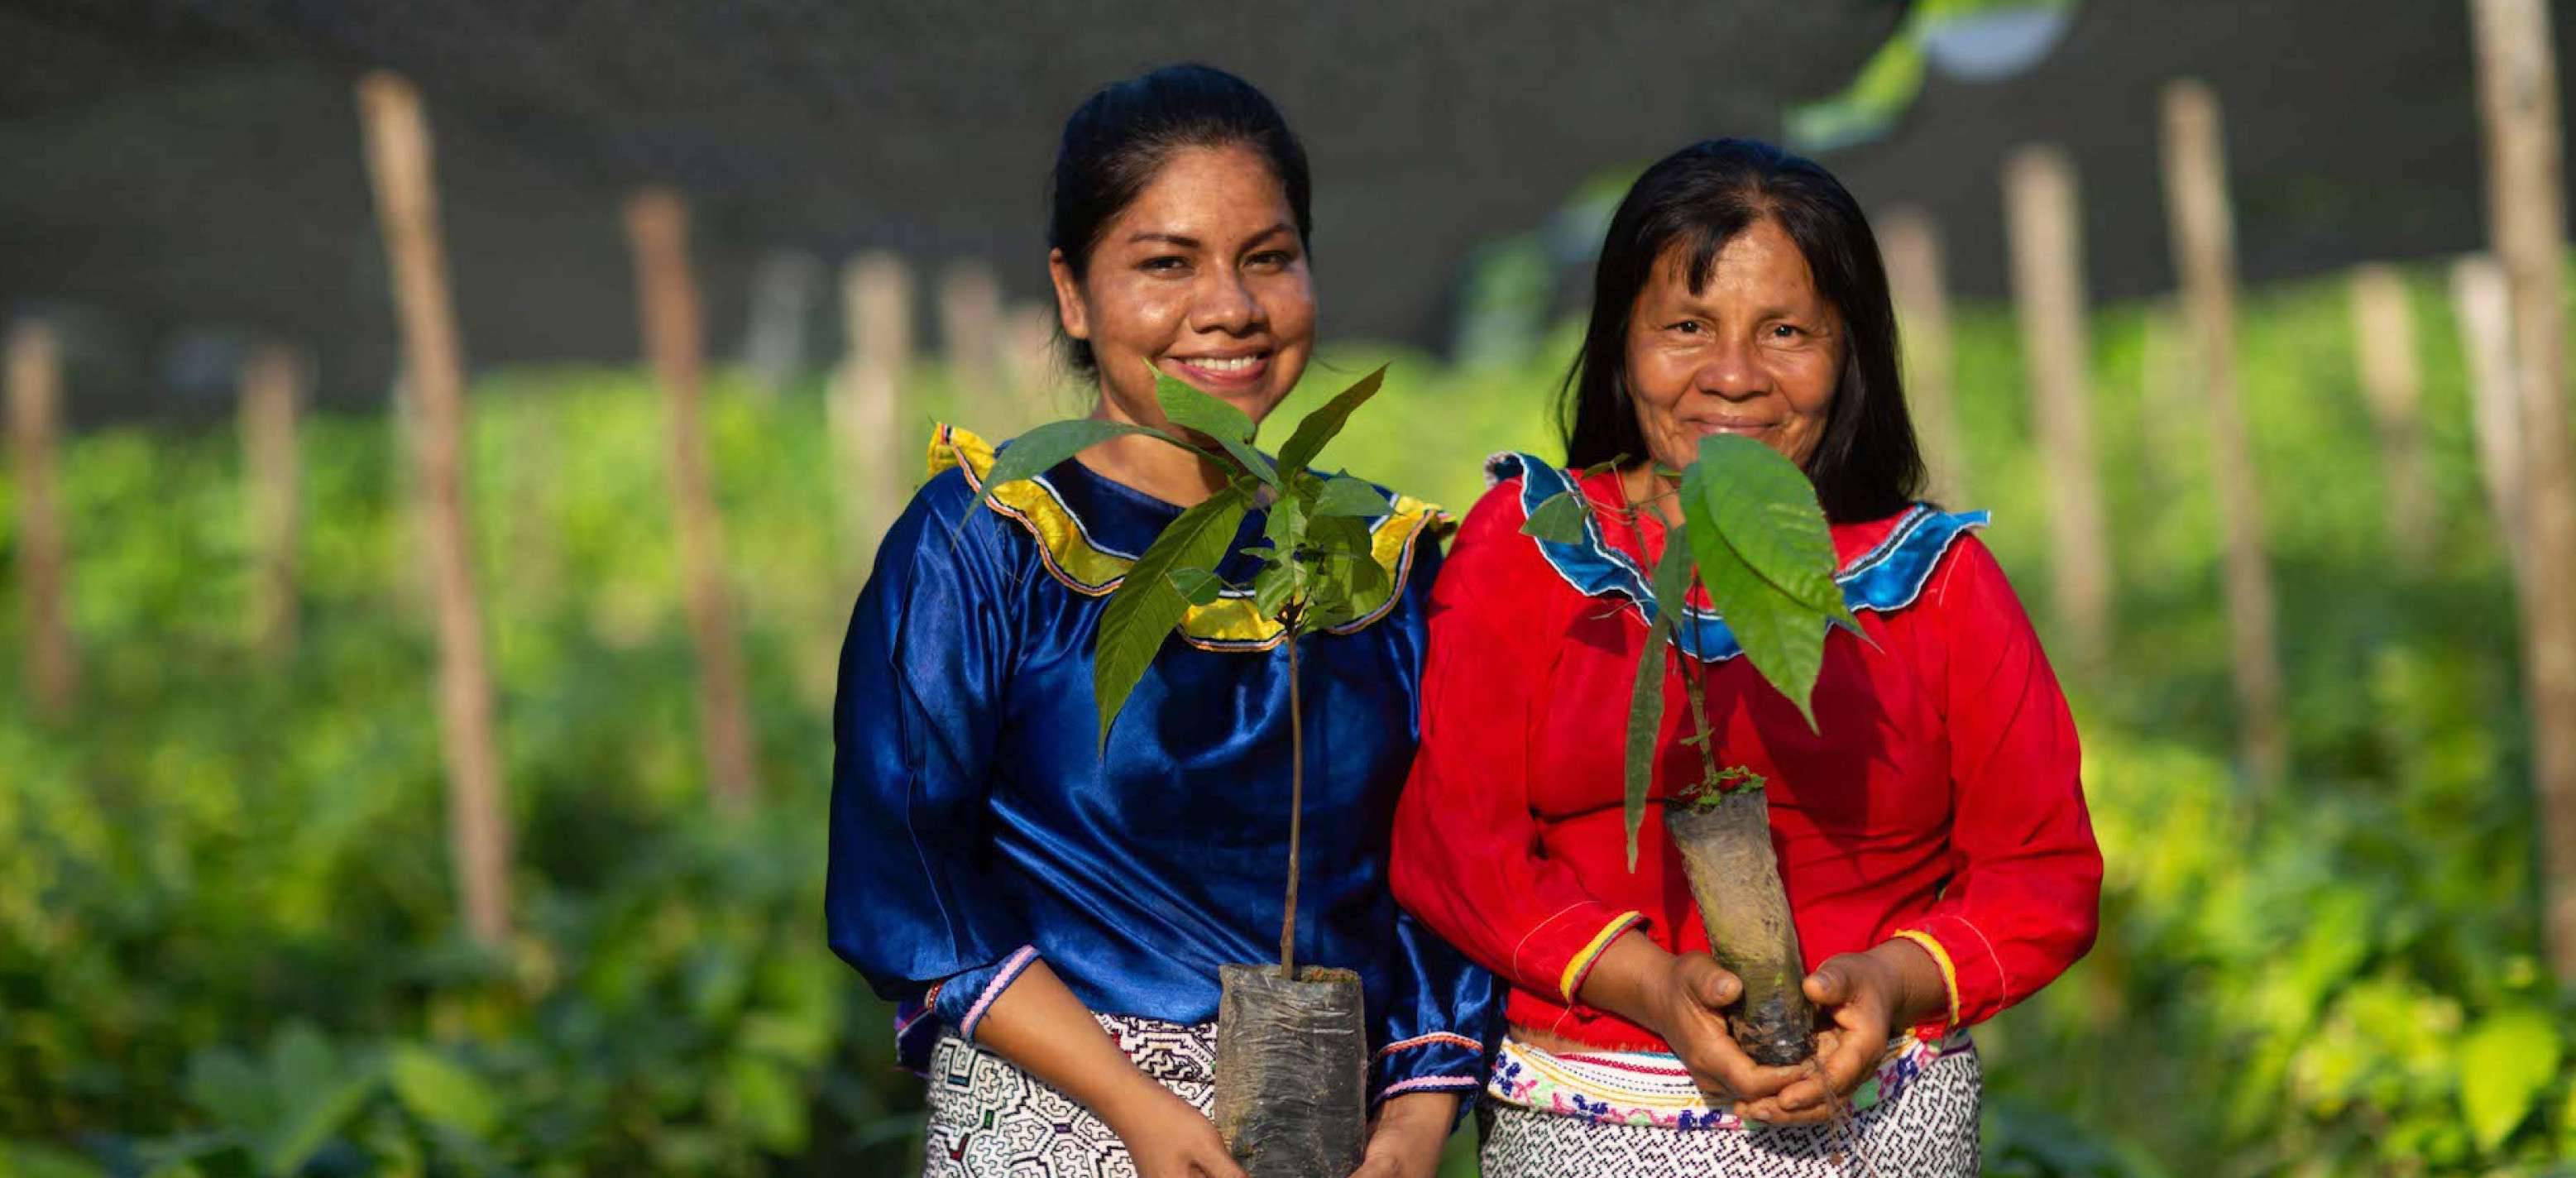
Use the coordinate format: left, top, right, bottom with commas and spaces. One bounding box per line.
1648, 951, 1808, 1107
970, 960, 1245, 1176
1348, 1091, 1458, 1177
1577, 932, 1803, 1108
1099, 1084, 1247, 1178
1738, 941, 1948, 1126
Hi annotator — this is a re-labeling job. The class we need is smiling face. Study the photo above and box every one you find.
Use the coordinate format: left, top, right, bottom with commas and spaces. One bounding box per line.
1623, 216, 1843, 472
1050, 143, 1314, 433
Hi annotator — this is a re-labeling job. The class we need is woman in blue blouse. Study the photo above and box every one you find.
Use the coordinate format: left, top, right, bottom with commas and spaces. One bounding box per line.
827, 64, 1495, 1177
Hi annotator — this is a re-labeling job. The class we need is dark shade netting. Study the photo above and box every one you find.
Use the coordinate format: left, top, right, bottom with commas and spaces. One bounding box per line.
0, 0, 1894, 420
1822, 0, 2576, 304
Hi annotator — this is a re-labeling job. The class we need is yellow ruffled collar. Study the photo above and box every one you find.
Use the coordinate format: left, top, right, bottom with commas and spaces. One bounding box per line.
928, 423, 1448, 651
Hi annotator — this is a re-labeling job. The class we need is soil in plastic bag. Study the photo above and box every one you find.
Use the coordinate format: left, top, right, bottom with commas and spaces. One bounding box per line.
1213, 963, 1367, 1177
1667, 789, 1816, 1067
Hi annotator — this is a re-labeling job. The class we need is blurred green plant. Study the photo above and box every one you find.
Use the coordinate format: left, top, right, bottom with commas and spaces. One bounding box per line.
2, 251, 2573, 1175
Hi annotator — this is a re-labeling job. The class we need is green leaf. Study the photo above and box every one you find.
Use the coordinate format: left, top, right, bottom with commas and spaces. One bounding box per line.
1094, 484, 1251, 748
1625, 539, 1688, 869
977, 419, 1174, 508
1154, 372, 1276, 484
1691, 433, 1857, 629
1276, 364, 1387, 477
261, 1072, 377, 1178
1520, 491, 1592, 544
2458, 1006, 2561, 1152
1262, 487, 1309, 563
186, 1047, 278, 1137
1685, 499, 1827, 731
1301, 516, 1385, 628
1309, 474, 1392, 518
1252, 561, 1304, 620
266, 1022, 338, 1107
389, 1044, 503, 1142
257, 1022, 376, 1177
1168, 566, 1228, 606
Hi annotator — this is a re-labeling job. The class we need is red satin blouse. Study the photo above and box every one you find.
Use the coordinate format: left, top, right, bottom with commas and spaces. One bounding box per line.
1391, 460, 2102, 1051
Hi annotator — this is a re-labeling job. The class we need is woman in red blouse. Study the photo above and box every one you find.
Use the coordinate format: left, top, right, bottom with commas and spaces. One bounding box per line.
1391, 139, 2101, 1173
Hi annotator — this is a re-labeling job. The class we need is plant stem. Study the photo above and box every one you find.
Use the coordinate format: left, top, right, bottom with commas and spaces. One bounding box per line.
1617, 476, 1720, 786
1279, 621, 1303, 976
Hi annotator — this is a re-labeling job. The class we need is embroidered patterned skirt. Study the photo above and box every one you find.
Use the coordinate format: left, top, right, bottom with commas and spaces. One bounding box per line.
1479, 1032, 1981, 1177
920, 1013, 1215, 1177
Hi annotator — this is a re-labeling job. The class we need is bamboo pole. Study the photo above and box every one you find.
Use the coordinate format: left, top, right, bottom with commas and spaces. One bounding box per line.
2452, 255, 2526, 576
2001, 144, 2114, 673
2471, 0, 2576, 981
2349, 266, 2436, 564
240, 342, 304, 663
356, 71, 513, 946
625, 187, 759, 813
6, 318, 75, 721
939, 259, 1004, 432
2160, 79, 2289, 789
1879, 206, 1970, 505
832, 251, 912, 566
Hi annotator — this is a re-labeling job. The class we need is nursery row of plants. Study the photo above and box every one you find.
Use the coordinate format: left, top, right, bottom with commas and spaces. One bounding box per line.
2, 259, 2571, 1175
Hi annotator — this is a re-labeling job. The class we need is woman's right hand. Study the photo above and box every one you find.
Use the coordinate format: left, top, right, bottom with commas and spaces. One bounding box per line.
1578, 933, 1802, 1108
1645, 951, 1806, 1106
1100, 1085, 1247, 1178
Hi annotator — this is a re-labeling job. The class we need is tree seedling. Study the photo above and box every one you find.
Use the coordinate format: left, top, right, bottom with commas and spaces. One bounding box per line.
971, 363, 1399, 1175
1520, 433, 1856, 1065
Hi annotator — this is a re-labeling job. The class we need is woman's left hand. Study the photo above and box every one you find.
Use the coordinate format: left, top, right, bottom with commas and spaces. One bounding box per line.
1736, 940, 1947, 1127
1347, 1090, 1458, 1177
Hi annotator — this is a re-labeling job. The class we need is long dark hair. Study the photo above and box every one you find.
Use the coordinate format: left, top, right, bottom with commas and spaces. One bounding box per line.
1559, 138, 1923, 522
1048, 64, 1313, 375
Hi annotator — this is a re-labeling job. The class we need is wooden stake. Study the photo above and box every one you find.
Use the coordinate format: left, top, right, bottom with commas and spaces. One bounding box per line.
2161, 79, 2289, 789
2002, 144, 2115, 673
939, 260, 1005, 432
2349, 266, 2437, 565
2451, 254, 2526, 575
1000, 301, 1061, 419
6, 318, 75, 720
832, 252, 912, 567
2136, 300, 2192, 500
1879, 207, 1970, 505
742, 250, 820, 400
240, 342, 303, 663
2472, 0, 2576, 981
356, 71, 513, 946
625, 187, 759, 813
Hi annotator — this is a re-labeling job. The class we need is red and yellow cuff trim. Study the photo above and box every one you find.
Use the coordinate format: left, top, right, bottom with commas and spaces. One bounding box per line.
1559, 911, 1648, 1004
1890, 929, 1961, 1031
931, 423, 1445, 650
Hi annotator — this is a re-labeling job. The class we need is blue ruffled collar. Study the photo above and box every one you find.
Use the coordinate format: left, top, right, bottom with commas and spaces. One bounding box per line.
1483, 453, 1989, 663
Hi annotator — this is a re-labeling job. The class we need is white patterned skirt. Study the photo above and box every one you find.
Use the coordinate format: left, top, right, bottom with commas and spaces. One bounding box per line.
1479, 1032, 1980, 1177
920, 1013, 1215, 1177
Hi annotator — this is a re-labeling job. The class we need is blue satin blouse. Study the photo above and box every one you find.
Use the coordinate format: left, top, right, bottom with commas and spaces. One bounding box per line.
826, 428, 1496, 1100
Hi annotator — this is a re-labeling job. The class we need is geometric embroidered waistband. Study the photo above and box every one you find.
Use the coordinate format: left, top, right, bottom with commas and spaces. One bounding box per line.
1485, 1028, 1972, 1131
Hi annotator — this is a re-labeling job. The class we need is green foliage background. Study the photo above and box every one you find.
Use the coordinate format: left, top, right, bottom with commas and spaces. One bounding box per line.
5, 265, 2575, 1175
